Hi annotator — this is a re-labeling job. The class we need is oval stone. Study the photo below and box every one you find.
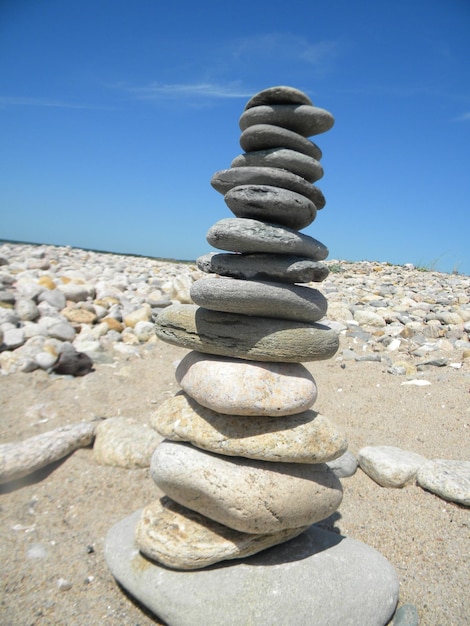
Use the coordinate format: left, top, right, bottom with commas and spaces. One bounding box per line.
224, 185, 316, 230
174, 352, 317, 415
239, 104, 335, 137
150, 441, 343, 534
135, 496, 308, 570
190, 277, 327, 323
244, 86, 313, 110
196, 253, 329, 284
206, 218, 328, 260
231, 149, 323, 184
155, 304, 339, 362
240, 124, 322, 160
152, 394, 347, 464
211, 167, 326, 208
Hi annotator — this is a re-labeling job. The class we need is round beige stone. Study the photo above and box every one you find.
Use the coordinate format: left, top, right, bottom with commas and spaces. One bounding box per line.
151, 441, 343, 534
94, 417, 162, 469
151, 393, 347, 464
135, 496, 308, 570
175, 352, 317, 415
61, 307, 97, 325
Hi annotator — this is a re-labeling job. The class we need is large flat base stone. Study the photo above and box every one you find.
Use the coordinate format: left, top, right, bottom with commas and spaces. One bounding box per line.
105, 510, 399, 626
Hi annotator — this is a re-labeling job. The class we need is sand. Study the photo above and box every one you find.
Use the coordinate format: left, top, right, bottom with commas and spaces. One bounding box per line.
1, 339, 469, 625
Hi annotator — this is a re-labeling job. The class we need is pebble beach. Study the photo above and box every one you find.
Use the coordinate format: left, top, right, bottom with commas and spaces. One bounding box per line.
1, 241, 469, 625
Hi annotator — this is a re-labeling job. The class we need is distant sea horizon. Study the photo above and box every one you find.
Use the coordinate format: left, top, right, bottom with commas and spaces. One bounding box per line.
1, 238, 468, 277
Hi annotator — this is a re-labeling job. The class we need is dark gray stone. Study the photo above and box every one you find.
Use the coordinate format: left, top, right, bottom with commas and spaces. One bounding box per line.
224, 185, 316, 230
211, 167, 326, 208
240, 124, 322, 160
105, 511, 399, 626
206, 218, 328, 260
231, 149, 323, 183
190, 277, 328, 323
196, 253, 329, 283
239, 104, 335, 137
52, 344, 94, 377
155, 304, 339, 362
244, 86, 313, 110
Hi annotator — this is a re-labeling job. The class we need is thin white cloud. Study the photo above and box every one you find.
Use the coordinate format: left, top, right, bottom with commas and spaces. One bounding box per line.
123, 81, 252, 101
0, 96, 115, 110
228, 34, 339, 68
453, 111, 470, 122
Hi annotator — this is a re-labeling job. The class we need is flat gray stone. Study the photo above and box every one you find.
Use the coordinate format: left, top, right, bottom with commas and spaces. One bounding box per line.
150, 441, 343, 534
244, 86, 313, 110
93, 417, 162, 469
47, 321, 76, 342
211, 167, 325, 207
206, 218, 328, 260
240, 124, 322, 160
190, 277, 328, 323
417, 459, 470, 506
105, 510, 399, 626
196, 252, 329, 283
151, 394, 347, 464
224, 184, 317, 230
358, 446, 427, 488
135, 496, 307, 570
155, 304, 339, 363
239, 104, 335, 137
175, 352, 317, 415
231, 149, 323, 183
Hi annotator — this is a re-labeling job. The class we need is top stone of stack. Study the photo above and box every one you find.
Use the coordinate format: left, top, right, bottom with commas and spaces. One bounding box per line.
243, 86, 314, 109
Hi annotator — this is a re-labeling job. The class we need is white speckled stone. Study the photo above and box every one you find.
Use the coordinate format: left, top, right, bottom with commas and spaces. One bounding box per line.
175, 352, 317, 416
358, 446, 427, 488
151, 393, 346, 464
150, 441, 343, 534
417, 459, 470, 506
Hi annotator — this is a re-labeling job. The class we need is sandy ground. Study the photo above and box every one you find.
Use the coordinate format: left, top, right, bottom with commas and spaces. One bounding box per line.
1, 338, 469, 626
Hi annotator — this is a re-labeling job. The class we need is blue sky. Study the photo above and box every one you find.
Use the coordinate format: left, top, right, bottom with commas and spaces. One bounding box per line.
1, 0, 469, 274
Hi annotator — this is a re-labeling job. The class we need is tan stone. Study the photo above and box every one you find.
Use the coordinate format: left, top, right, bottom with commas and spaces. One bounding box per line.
151, 441, 343, 534
38, 275, 56, 290
94, 417, 162, 469
61, 307, 97, 325
151, 394, 346, 464
102, 317, 124, 332
124, 305, 151, 328
175, 351, 317, 416
135, 496, 308, 570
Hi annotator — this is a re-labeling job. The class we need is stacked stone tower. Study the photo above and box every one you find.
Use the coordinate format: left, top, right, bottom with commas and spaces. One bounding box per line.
105, 86, 399, 626
136, 86, 346, 567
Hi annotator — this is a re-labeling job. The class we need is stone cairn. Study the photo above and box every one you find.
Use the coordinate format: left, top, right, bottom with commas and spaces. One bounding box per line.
136, 86, 349, 569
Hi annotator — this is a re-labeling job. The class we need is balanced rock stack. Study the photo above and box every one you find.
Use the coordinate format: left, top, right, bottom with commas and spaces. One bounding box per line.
105, 86, 399, 626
